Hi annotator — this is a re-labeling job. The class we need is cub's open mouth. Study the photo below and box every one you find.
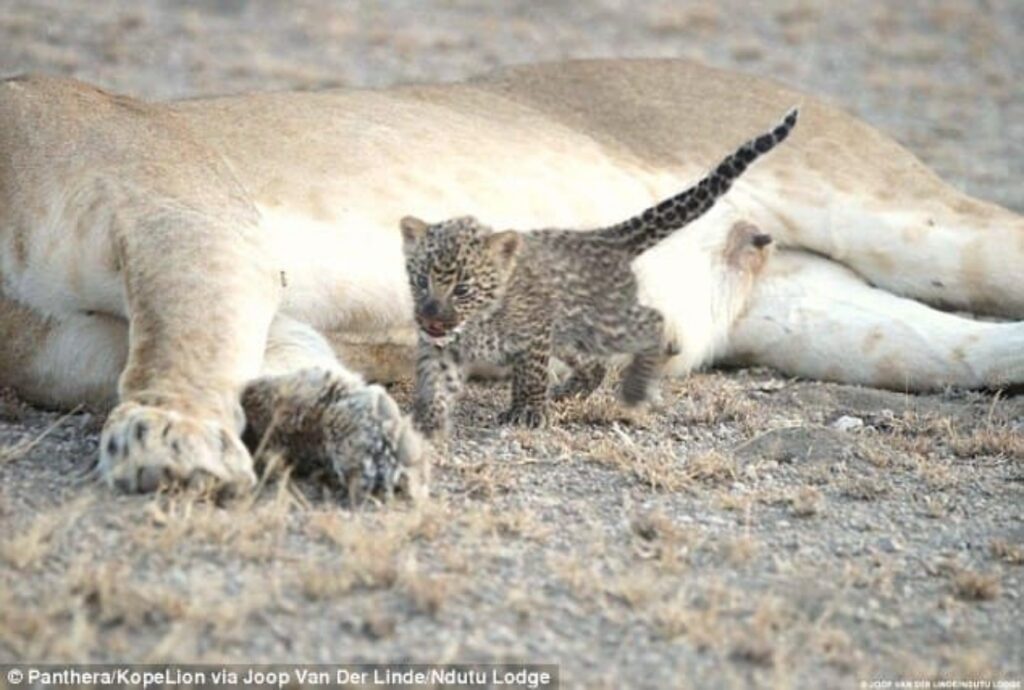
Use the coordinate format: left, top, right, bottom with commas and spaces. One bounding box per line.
417, 318, 452, 339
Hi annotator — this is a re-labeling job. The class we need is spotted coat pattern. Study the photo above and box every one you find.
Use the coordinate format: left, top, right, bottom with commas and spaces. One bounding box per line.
401, 109, 798, 434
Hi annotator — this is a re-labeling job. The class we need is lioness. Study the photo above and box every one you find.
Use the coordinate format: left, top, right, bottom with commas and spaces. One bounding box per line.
1, 59, 1021, 497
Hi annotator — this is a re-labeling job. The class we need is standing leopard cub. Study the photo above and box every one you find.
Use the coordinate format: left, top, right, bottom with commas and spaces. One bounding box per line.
401, 109, 798, 435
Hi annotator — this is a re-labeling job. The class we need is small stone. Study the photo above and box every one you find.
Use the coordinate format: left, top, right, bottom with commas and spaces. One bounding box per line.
877, 536, 902, 553
831, 415, 864, 432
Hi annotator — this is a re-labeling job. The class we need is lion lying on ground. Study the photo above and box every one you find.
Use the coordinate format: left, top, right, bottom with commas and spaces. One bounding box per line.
1, 59, 1021, 498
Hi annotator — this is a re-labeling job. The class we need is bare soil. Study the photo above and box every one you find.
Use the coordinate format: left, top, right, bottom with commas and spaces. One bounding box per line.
0, 1, 1022, 688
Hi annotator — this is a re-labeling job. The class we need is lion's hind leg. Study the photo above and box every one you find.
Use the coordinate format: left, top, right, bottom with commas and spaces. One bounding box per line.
0, 297, 126, 412
241, 315, 427, 503
725, 250, 1024, 391
753, 182, 1024, 319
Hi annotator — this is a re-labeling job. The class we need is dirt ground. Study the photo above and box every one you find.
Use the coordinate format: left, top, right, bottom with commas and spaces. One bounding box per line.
0, 1, 1022, 688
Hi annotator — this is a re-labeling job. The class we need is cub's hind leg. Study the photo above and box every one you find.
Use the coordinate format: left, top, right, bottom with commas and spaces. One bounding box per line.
241, 315, 426, 502
615, 306, 668, 407
558, 304, 667, 407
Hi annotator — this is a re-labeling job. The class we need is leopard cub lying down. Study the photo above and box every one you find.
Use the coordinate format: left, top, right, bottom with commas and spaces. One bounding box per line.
400, 109, 798, 436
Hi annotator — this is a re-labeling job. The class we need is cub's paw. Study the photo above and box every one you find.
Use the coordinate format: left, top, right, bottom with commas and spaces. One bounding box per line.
497, 404, 548, 428
620, 368, 661, 408
324, 384, 428, 503
99, 402, 256, 494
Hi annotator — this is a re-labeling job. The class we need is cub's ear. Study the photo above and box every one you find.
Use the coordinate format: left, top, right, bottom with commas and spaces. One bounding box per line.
400, 216, 430, 249
485, 230, 522, 265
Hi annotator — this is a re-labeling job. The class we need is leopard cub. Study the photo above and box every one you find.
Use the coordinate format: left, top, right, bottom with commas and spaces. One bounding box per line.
401, 109, 798, 436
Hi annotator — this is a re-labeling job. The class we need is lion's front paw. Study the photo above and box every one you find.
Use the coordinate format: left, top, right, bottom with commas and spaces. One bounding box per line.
325, 384, 428, 503
497, 404, 548, 428
99, 402, 256, 494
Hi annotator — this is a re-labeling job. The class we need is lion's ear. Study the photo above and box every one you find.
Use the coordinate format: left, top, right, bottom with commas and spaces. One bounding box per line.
485, 230, 522, 266
400, 216, 429, 249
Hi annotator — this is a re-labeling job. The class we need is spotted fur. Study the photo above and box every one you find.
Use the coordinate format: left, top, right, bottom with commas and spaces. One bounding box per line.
400, 109, 797, 434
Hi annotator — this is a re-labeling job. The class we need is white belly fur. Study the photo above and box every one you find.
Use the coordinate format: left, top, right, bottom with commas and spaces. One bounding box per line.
255, 147, 738, 372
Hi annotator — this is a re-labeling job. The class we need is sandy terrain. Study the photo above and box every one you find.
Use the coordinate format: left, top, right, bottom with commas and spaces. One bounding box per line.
0, 1, 1021, 688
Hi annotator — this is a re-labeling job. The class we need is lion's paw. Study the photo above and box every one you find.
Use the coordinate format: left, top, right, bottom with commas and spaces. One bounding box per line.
99, 402, 257, 494
325, 384, 428, 503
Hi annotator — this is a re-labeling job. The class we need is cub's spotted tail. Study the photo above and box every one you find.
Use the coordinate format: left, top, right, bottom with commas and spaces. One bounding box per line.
597, 108, 799, 255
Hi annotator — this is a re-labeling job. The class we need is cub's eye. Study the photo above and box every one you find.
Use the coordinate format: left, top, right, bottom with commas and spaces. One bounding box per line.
416, 274, 429, 289
452, 283, 471, 297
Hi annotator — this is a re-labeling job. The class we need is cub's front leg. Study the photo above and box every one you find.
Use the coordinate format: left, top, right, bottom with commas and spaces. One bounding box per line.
412, 339, 464, 440
498, 336, 553, 428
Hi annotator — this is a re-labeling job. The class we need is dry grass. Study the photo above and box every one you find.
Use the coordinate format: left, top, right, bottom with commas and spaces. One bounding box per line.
673, 375, 761, 430
647, 5, 721, 34
132, 483, 297, 562
585, 436, 689, 491
451, 459, 523, 500
584, 433, 740, 492
952, 570, 1001, 601
882, 408, 1024, 464
949, 424, 1024, 461
400, 565, 456, 617
840, 475, 889, 501
0, 405, 82, 464
548, 553, 602, 603
651, 591, 724, 651
629, 509, 695, 573
68, 562, 191, 628
3, 373, 1019, 676
298, 510, 430, 599
989, 539, 1024, 565
730, 633, 775, 668
0, 496, 92, 570
0, 512, 68, 570
551, 389, 652, 427
721, 535, 760, 566
0, 555, 274, 661
458, 503, 551, 542
815, 628, 860, 672
685, 451, 739, 485
789, 486, 824, 517
603, 568, 664, 610
295, 501, 462, 607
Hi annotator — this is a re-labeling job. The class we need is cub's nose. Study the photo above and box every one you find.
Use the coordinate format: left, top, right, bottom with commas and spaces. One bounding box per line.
421, 299, 442, 318
751, 233, 773, 248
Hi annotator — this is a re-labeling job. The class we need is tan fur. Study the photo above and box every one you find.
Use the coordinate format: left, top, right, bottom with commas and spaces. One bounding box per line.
0, 59, 1021, 492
